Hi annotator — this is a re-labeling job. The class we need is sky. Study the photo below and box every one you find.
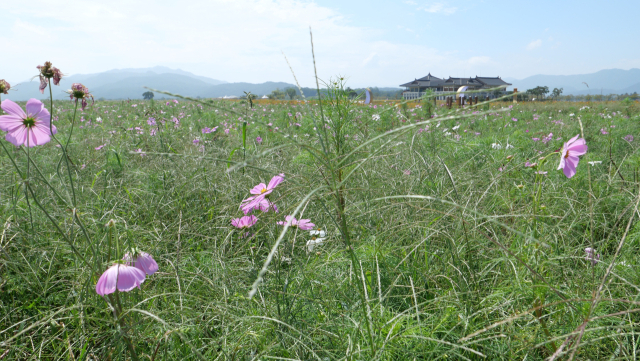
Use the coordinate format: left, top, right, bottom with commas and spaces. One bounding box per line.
1, 0, 639, 88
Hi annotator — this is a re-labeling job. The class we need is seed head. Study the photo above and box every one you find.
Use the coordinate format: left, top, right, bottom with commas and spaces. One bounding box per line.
0, 80, 10, 94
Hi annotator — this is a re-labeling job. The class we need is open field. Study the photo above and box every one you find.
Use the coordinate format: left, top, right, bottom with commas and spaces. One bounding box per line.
1, 84, 640, 360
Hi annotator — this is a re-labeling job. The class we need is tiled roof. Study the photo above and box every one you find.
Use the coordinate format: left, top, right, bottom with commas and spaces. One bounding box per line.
400, 74, 512, 88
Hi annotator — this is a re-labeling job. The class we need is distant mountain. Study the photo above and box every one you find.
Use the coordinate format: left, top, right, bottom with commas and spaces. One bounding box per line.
2, 67, 304, 101
507, 68, 640, 95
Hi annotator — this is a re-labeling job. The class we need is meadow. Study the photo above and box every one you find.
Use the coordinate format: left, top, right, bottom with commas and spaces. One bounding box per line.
1, 74, 640, 360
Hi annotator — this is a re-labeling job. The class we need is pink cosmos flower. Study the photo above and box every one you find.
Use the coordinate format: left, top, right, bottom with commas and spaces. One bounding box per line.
584, 247, 600, 266
240, 174, 285, 214
557, 134, 587, 178
624, 135, 634, 142
231, 215, 258, 229
277, 215, 315, 230
37, 61, 63, 93
123, 251, 159, 275
256, 136, 263, 144
0, 99, 57, 147
600, 128, 608, 135
95, 264, 146, 296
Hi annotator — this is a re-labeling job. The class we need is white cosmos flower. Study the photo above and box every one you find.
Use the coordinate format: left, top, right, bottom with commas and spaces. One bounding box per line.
307, 229, 327, 252
452, 125, 460, 131
588, 161, 602, 166
491, 143, 502, 150
505, 143, 514, 149
372, 114, 381, 121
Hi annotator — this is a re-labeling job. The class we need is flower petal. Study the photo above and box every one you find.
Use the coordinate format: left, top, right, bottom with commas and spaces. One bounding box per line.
6, 126, 28, 146
563, 157, 577, 178
25, 99, 44, 118
267, 174, 285, 190
96, 266, 118, 296
135, 253, 159, 275
1, 99, 26, 119
0, 115, 24, 132
250, 183, 267, 195
116, 265, 146, 292
566, 134, 580, 147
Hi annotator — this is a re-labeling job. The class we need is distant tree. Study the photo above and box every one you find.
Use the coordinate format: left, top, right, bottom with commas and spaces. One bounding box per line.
552, 87, 563, 100
345, 87, 358, 99
284, 87, 297, 100
527, 86, 550, 100
142, 91, 154, 100
268, 88, 285, 100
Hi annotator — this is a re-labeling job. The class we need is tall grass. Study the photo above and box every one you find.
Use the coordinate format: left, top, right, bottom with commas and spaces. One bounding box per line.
1, 62, 640, 360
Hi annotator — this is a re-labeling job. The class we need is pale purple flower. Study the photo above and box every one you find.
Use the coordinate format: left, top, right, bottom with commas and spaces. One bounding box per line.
256, 136, 263, 144
224, 129, 230, 134
95, 264, 146, 296
193, 139, 200, 145
147, 117, 156, 126
535, 170, 547, 175
0, 99, 57, 147
624, 135, 634, 142
95, 143, 106, 150
557, 134, 587, 178
123, 251, 159, 275
585, 247, 600, 265
240, 174, 285, 214
231, 215, 258, 229
525, 161, 537, 168
277, 215, 315, 230
600, 128, 608, 135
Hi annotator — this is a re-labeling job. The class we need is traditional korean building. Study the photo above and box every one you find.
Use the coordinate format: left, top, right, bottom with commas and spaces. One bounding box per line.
400, 73, 511, 100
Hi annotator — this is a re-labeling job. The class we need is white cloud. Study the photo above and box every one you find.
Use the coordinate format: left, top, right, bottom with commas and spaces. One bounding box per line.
419, 3, 458, 14
362, 52, 377, 66
526, 39, 543, 50
0, 0, 512, 87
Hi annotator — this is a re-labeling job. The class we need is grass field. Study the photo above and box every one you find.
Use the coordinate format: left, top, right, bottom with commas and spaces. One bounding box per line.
1, 80, 640, 360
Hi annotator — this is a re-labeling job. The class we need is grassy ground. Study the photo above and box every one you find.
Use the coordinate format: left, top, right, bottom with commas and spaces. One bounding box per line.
1, 86, 640, 360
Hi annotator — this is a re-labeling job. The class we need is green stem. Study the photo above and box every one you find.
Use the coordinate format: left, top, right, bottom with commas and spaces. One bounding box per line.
25, 182, 97, 275
107, 293, 140, 361
60, 101, 79, 207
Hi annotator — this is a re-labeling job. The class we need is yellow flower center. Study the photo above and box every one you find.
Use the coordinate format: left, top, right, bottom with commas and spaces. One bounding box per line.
260, 188, 267, 194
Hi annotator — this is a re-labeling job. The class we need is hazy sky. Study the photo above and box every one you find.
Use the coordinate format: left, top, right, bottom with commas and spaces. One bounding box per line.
2, 0, 639, 88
